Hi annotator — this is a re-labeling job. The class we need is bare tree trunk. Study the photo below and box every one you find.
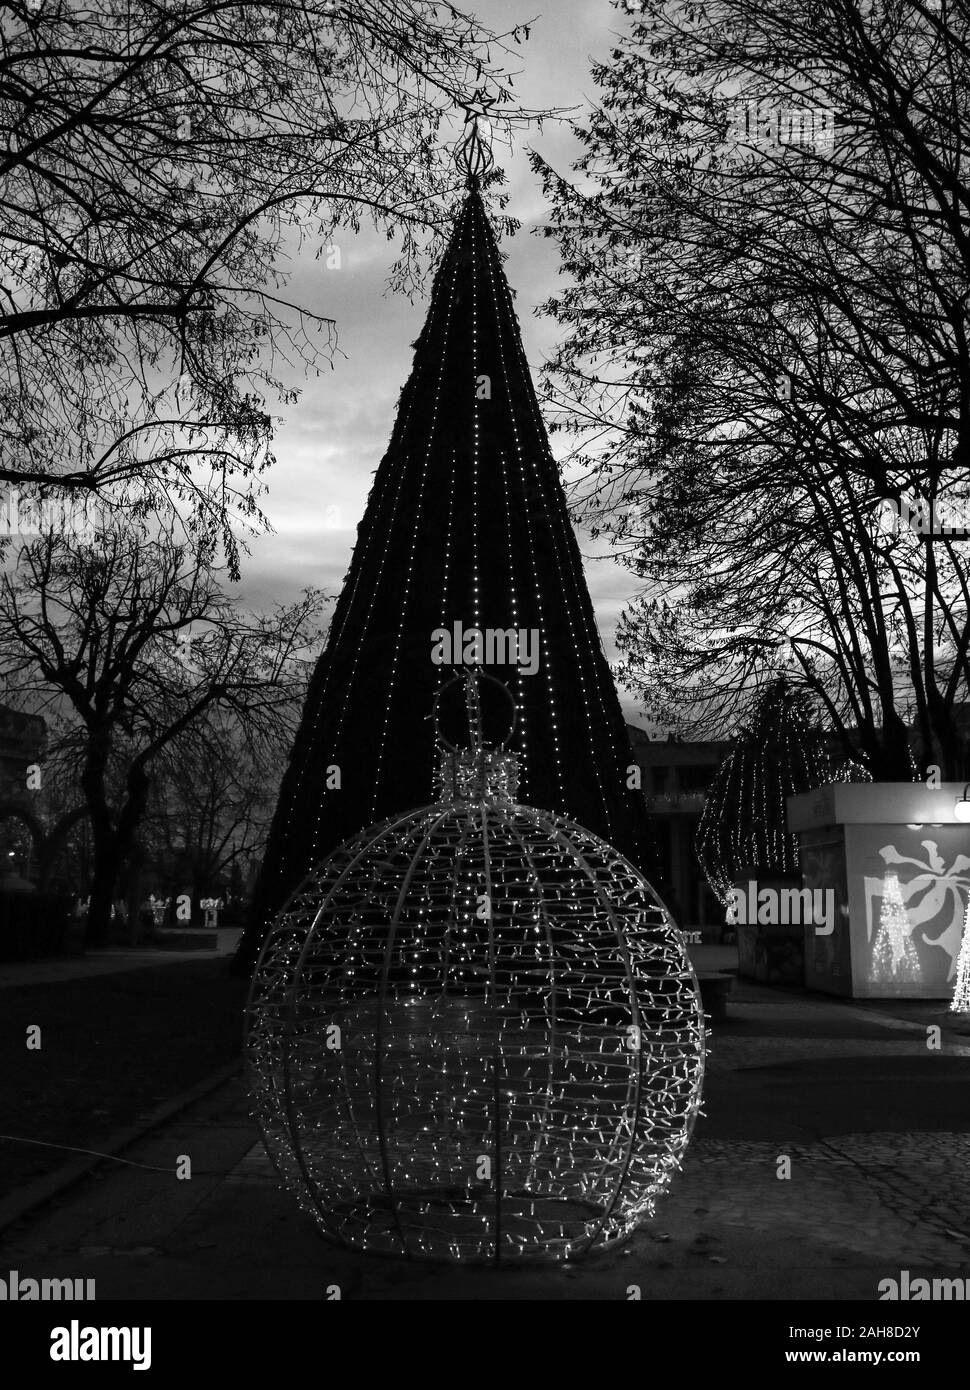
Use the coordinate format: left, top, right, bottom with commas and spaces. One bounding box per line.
85, 853, 117, 947
125, 844, 145, 947
927, 689, 961, 780
878, 709, 917, 781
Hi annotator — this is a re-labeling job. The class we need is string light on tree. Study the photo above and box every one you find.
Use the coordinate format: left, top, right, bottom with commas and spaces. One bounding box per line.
236, 115, 651, 972
696, 678, 830, 905
831, 758, 873, 784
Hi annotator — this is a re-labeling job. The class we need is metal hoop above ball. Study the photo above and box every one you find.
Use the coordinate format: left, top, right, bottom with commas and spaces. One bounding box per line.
430, 666, 517, 753
457, 111, 495, 185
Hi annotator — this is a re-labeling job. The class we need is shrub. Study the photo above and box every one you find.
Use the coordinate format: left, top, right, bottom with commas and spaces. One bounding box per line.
0, 892, 77, 961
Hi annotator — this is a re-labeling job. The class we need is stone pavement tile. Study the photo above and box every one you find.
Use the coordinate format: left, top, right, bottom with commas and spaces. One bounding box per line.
0, 1088, 256, 1261
115, 1131, 970, 1298
687, 1133, 970, 1253
3, 1008, 968, 1300
5, 1116, 969, 1299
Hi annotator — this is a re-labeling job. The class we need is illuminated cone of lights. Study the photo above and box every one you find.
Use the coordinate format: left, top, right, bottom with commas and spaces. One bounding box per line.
950, 899, 970, 1014
235, 116, 654, 973
871, 872, 921, 985
696, 679, 829, 906
246, 670, 705, 1264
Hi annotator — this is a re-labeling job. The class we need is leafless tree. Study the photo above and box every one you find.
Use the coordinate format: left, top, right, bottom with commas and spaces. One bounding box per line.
0, 1, 539, 561
0, 517, 327, 941
143, 704, 290, 919
534, 0, 970, 777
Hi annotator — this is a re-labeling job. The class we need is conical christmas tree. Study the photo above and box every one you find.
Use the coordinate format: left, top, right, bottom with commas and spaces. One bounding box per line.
235, 127, 653, 971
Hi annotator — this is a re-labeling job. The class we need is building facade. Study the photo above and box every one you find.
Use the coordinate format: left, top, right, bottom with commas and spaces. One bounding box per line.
627, 723, 729, 931
0, 704, 46, 885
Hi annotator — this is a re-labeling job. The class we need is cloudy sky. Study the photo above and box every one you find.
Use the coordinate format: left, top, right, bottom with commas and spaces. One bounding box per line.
239, 0, 651, 726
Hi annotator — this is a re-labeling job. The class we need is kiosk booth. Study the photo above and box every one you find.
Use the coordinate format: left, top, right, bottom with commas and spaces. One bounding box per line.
787, 783, 970, 999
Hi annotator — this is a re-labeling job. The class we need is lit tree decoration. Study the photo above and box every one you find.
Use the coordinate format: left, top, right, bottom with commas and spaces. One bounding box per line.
949, 898, 970, 1014
871, 871, 921, 985
235, 107, 653, 973
696, 678, 829, 904
831, 758, 873, 784
246, 671, 705, 1263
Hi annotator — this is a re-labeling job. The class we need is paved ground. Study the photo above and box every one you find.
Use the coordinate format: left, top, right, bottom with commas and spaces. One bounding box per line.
1, 942, 968, 1300
0, 945, 250, 1194
0, 930, 244, 989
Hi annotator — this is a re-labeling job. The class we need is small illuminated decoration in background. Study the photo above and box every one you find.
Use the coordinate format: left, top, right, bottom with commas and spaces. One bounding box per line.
697, 679, 829, 905
246, 671, 705, 1263
871, 871, 921, 984
831, 758, 873, 784
955, 784, 970, 824
200, 897, 222, 929
950, 900, 970, 1014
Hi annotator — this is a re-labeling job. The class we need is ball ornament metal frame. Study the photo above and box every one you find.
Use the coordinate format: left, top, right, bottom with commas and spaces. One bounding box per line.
246, 673, 705, 1263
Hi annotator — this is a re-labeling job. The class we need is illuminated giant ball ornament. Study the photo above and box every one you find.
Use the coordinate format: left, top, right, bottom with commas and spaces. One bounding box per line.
245, 671, 705, 1263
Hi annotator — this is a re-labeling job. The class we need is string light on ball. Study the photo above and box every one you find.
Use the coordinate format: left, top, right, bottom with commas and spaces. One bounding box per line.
240, 106, 657, 976
246, 670, 705, 1263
